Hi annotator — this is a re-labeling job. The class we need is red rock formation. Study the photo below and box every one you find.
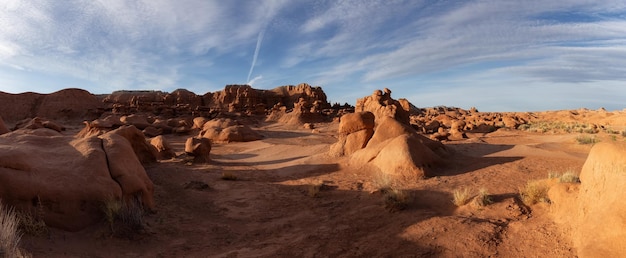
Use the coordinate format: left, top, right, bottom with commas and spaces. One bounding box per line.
0, 89, 102, 124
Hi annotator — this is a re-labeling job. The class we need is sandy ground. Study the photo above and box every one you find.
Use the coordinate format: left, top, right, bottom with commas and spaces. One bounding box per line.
20, 121, 596, 257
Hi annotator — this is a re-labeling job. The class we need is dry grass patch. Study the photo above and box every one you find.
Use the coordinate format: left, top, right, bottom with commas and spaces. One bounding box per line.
1, 200, 21, 258
575, 135, 599, 145
382, 188, 411, 212
519, 180, 550, 205
452, 188, 473, 207
221, 172, 238, 181
472, 188, 493, 207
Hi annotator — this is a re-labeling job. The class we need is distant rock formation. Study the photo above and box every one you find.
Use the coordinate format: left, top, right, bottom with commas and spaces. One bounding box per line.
0, 88, 103, 124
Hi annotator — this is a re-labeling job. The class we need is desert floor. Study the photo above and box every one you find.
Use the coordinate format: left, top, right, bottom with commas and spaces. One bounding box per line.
20, 120, 596, 257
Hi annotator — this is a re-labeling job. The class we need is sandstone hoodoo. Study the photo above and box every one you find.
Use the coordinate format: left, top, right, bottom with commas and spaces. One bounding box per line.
185, 137, 211, 163
333, 89, 448, 180
197, 118, 262, 143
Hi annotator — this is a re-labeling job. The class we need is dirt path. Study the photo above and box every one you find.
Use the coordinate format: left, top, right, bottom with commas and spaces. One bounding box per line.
22, 124, 585, 257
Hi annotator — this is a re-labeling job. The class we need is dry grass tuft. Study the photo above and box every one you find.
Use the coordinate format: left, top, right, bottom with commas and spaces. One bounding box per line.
308, 183, 323, 198
472, 188, 493, 207
17, 197, 48, 237
1, 200, 22, 258
519, 180, 550, 205
382, 188, 411, 212
575, 135, 599, 145
452, 188, 473, 207
558, 171, 581, 183
221, 172, 238, 181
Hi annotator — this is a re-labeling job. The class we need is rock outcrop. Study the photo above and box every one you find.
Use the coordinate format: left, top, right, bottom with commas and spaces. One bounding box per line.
0, 131, 155, 231
198, 118, 262, 143
150, 136, 176, 160
549, 142, 626, 258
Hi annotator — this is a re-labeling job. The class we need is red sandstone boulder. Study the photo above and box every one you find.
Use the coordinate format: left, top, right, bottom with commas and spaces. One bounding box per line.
150, 136, 176, 160
105, 126, 157, 165
185, 137, 211, 163
0, 131, 154, 231
199, 118, 262, 142
329, 112, 376, 157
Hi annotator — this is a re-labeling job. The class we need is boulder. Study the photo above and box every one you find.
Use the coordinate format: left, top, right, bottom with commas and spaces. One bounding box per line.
120, 114, 151, 130
142, 126, 163, 137
185, 137, 211, 163
150, 136, 176, 160
199, 118, 262, 142
105, 126, 157, 165
0, 132, 154, 231
329, 112, 376, 157
549, 142, 626, 257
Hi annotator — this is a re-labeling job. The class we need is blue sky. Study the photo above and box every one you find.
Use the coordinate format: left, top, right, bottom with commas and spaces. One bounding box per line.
1, 0, 626, 111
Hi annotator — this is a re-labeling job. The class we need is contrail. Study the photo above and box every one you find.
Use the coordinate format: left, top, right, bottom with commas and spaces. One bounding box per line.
247, 29, 266, 83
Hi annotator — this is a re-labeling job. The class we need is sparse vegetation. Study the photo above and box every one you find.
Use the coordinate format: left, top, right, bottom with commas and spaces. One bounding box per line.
472, 188, 493, 207
621, 130, 626, 138
558, 171, 581, 183
1, 200, 22, 258
519, 180, 550, 205
308, 183, 323, 198
518, 121, 597, 134
18, 196, 48, 237
382, 188, 411, 212
102, 197, 122, 232
576, 135, 599, 145
452, 188, 473, 207
221, 172, 238, 181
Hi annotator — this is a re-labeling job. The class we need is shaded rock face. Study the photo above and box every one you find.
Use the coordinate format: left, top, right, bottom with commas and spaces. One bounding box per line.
0, 115, 8, 135
149, 135, 176, 160
0, 88, 102, 124
0, 131, 154, 231
549, 142, 626, 258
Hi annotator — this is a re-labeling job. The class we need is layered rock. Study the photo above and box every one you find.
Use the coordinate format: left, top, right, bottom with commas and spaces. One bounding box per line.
549, 142, 626, 258
0, 131, 155, 231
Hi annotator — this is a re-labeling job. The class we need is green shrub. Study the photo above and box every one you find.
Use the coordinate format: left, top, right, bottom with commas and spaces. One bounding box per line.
576, 135, 599, 145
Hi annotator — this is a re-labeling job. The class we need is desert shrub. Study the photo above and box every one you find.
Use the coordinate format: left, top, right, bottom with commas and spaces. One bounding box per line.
382, 188, 411, 212
0, 200, 21, 258
221, 172, 238, 181
519, 180, 550, 205
605, 128, 619, 134
101, 197, 122, 231
576, 135, 599, 145
452, 188, 473, 207
308, 183, 323, 198
473, 188, 493, 207
559, 171, 581, 183
17, 197, 48, 237
621, 131, 626, 137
